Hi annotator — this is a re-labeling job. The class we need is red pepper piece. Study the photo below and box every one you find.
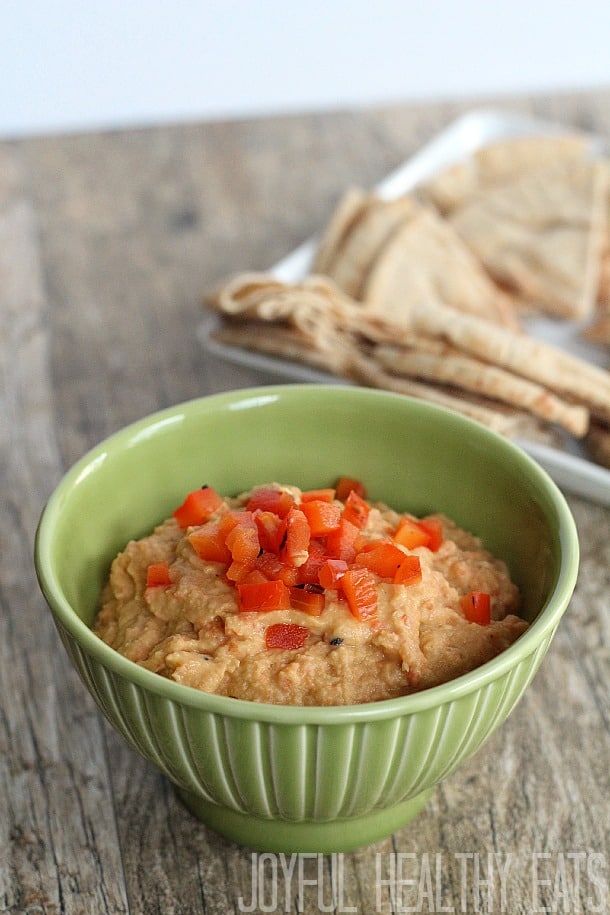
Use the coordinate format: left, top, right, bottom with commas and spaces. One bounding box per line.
301, 488, 336, 503
146, 560, 171, 588
335, 476, 367, 501
226, 559, 257, 583
173, 486, 223, 528
188, 521, 232, 564
296, 539, 327, 585
255, 551, 299, 586
460, 591, 491, 625
394, 554, 422, 586
354, 540, 407, 579
300, 499, 342, 537
340, 568, 378, 621
265, 622, 309, 650
237, 579, 291, 612
246, 487, 296, 518
242, 569, 269, 585
417, 518, 443, 552
225, 517, 260, 565
218, 510, 242, 538
325, 518, 360, 563
393, 516, 432, 550
290, 584, 326, 616
278, 508, 311, 567
341, 490, 371, 530
318, 558, 349, 589
253, 510, 283, 552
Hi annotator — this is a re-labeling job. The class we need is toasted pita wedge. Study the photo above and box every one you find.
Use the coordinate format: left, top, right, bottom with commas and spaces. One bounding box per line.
420, 134, 588, 214
312, 188, 369, 275
475, 134, 589, 185
212, 322, 353, 377
205, 272, 287, 315
348, 350, 533, 436
322, 194, 420, 298
417, 161, 478, 214
374, 344, 589, 437
361, 205, 519, 328
449, 160, 608, 319
206, 272, 355, 326
400, 299, 610, 421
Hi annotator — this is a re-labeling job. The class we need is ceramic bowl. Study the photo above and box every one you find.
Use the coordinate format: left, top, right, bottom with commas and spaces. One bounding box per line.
35, 385, 579, 853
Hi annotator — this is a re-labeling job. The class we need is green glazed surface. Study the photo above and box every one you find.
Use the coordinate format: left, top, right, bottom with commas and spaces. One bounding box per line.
35, 385, 579, 852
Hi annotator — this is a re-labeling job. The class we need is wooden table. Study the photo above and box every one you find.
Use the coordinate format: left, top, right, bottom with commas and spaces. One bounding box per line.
3, 89, 609, 914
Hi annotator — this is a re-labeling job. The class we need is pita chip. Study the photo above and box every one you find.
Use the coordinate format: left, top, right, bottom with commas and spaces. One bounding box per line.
212, 321, 352, 377
402, 299, 610, 421
322, 194, 420, 298
205, 272, 287, 316
360, 205, 519, 328
348, 350, 531, 436
374, 344, 589, 437
449, 160, 608, 319
420, 133, 589, 214
474, 134, 589, 186
312, 188, 369, 275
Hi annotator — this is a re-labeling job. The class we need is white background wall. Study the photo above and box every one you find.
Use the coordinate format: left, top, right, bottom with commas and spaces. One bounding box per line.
2, 1, 610, 138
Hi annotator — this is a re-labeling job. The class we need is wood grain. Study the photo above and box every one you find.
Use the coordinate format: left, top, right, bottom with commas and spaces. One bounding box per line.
1, 89, 609, 914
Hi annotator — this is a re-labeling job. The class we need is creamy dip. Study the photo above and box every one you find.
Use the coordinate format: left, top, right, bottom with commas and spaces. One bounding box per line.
94, 480, 527, 705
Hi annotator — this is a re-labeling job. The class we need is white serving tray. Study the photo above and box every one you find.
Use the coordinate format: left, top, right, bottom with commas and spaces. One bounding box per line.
200, 108, 610, 507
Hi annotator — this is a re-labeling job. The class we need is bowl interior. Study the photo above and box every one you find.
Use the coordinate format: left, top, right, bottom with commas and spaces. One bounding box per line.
38, 385, 572, 646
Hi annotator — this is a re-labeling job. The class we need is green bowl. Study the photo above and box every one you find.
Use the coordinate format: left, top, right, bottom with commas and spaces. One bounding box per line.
35, 385, 579, 852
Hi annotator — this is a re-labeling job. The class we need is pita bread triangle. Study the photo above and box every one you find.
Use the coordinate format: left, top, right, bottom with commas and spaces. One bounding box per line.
449, 160, 608, 319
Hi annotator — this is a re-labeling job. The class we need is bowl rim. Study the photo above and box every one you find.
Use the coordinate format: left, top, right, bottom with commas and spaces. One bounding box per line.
35, 384, 579, 725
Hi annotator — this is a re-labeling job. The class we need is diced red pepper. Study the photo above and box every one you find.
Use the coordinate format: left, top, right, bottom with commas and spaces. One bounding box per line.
176, 479, 434, 632
246, 487, 296, 517
145, 560, 171, 588
253, 510, 283, 552
218, 510, 242, 538
173, 486, 223, 528
394, 554, 422, 586
341, 490, 371, 530
460, 591, 491, 625
241, 569, 269, 585
393, 516, 432, 550
226, 559, 256, 583
225, 518, 260, 564
265, 622, 309, 649
300, 499, 342, 537
290, 584, 326, 616
340, 568, 378, 621
335, 476, 367, 502
417, 518, 443, 552
354, 540, 406, 579
318, 558, 349, 589
301, 488, 336, 503
278, 508, 311, 567
237, 579, 291, 612
255, 551, 299, 586
188, 521, 232, 564
325, 518, 360, 563
296, 539, 328, 585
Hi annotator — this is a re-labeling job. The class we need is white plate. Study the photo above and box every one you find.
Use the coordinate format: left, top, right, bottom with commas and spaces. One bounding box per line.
200, 108, 610, 507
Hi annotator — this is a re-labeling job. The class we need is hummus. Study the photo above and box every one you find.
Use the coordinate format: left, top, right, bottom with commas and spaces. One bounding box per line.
94, 480, 527, 706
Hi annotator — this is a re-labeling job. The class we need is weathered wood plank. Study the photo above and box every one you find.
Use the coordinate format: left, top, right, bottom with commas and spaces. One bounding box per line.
0, 143, 128, 915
